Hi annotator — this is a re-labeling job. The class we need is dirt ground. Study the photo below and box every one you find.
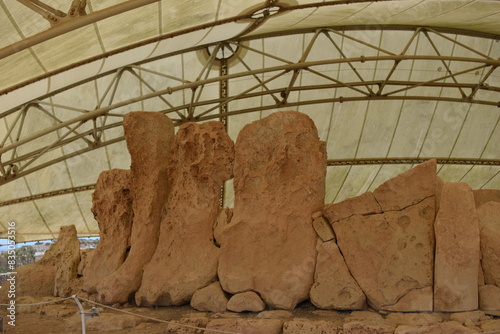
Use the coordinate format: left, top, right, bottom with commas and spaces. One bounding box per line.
4, 299, 349, 334
3, 297, 500, 333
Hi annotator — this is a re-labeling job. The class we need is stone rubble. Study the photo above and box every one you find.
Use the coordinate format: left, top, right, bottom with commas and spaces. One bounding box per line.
227, 291, 266, 313
190, 281, 229, 313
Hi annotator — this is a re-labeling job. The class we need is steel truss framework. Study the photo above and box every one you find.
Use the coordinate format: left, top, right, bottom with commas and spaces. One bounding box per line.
1, 26, 500, 192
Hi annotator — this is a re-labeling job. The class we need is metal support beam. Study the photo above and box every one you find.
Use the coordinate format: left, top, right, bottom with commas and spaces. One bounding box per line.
327, 158, 500, 166
0, 0, 160, 60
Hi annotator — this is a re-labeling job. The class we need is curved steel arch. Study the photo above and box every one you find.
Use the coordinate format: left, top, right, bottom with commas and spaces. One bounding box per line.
1, 26, 500, 186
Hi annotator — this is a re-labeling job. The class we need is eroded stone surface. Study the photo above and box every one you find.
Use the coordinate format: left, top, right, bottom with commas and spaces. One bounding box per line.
218, 111, 326, 309
214, 208, 233, 247
373, 159, 436, 211
15, 264, 56, 298
449, 310, 485, 324
136, 121, 234, 306
97, 112, 174, 304
473, 189, 500, 208
479, 285, 500, 311
334, 197, 435, 310
283, 319, 338, 334
343, 321, 395, 334
227, 291, 266, 313
83, 169, 132, 294
480, 319, 500, 332
477, 201, 500, 286
78, 250, 93, 277
323, 192, 382, 223
41, 225, 81, 297
66, 313, 143, 331
436, 176, 444, 213
313, 217, 336, 242
190, 281, 229, 313
310, 241, 366, 310
205, 319, 284, 334
386, 312, 442, 327
256, 310, 294, 319
434, 182, 480, 312
394, 321, 478, 334
381, 287, 433, 312
166, 317, 210, 334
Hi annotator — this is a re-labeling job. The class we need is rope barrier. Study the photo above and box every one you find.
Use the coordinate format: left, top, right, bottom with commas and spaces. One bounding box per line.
2, 295, 499, 334
77, 296, 245, 334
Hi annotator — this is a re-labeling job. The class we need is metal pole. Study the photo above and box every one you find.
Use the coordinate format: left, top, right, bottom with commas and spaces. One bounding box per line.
71, 295, 86, 334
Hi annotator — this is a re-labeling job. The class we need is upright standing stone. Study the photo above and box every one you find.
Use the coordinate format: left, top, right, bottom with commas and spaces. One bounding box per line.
41, 225, 81, 297
83, 169, 133, 294
473, 189, 500, 208
310, 241, 366, 310
97, 112, 174, 304
476, 201, 500, 286
434, 182, 480, 312
218, 111, 327, 309
373, 159, 436, 211
324, 192, 382, 223
334, 197, 435, 310
136, 122, 234, 306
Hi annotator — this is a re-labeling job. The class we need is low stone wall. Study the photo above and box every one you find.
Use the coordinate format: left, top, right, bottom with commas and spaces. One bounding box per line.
13, 111, 500, 318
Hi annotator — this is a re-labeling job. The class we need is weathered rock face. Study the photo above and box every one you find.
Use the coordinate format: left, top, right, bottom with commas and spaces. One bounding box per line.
324, 192, 382, 223
40, 225, 81, 297
343, 322, 395, 334
479, 285, 500, 311
386, 312, 443, 327
395, 321, 478, 334
213, 208, 233, 246
333, 196, 435, 310
381, 287, 433, 312
77, 250, 93, 276
434, 182, 480, 312
310, 241, 366, 310
83, 169, 132, 294
373, 159, 436, 211
205, 319, 284, 334
227, 291, 266, 313
312, 217, 335, 242
97, 112, 174, 304
15, 264, 56, 298
283, 320, 338, 334
136, 121, 234, 306
473, 189, 500, 208
190, 281, 228, 312
218, 111, 327, 310
436, 176, 444, 213
477, 201, 500, 286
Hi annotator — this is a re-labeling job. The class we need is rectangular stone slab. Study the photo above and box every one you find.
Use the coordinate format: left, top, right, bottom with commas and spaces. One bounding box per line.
434, 182, 480, 312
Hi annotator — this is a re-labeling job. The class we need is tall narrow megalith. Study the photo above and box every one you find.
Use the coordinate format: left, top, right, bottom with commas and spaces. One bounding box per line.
97, 112, 174, 304
434, 182, 480, 312
136, 121, 234, 306
218, 111, 327, 309
83, 169, 133, 294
